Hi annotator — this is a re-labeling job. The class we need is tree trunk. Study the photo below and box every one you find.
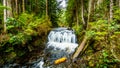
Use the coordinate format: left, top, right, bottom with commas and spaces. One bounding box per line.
3, 0, 7, 33
46, 0, 48, 18
15, 0, 18, 15
119, 0, 120, 8
18, 1, 21, 14
97, 0, 103, 7
75, 0, 79, 28
7, 0, 12, 17
35, 0, 38, 13
87, 0, 95, 27
81, 0, 86, 25
72, 37, 87, 60
22, 0, 25, 12
110, 0, 113, 21
76, 6, 79, 28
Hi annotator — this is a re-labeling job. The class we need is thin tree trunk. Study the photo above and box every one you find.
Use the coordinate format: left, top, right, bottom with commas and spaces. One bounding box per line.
91, 0, 95, 15
46, 0, 48, 18
7, 0, 12, 17
72, 0, 95, 60
18, 1, 21, 14
87, 0, 95, 28
88, 0, 91, 23
35, 0, 38, 13
3, 0, 7, 33
22, 0, 25, 12
110, 0, 113, 21
76, 7, 79, 27
15, 0, 18, 15
75, 0, 79, 28
97, 0, 103, 7
119, 0, 120, 8
81, 0, 85, 25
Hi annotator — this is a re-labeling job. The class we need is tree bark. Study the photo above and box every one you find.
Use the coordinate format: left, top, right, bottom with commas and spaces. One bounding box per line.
87, 0, 92, 24
15, 0, 18, 15
119, 0, 120, 8
97, 0, 103, 7
7, 0, 12, 17
75, 0, 79, 28
22, 0, 25, 12
76, 6, 79, 27
3, 0, 7, 33
46, 0, 48, 18
110, 0, 113, 21
81, 0, 85, 25
72, 36, 87, 60
87, 0, 95, 28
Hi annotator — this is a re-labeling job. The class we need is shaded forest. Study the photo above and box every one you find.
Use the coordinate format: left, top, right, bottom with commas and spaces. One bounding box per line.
0, 0, 120, 68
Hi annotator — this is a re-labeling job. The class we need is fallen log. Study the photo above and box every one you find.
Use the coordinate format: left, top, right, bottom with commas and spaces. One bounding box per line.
72, 36, 87, 60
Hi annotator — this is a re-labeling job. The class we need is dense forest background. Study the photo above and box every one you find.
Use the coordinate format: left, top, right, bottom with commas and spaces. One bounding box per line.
0, 0, 120, 67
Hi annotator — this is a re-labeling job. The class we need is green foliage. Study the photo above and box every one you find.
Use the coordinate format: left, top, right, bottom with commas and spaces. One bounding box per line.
86, 30, 95, 39
6, 13, 51, 46
5, 47, 14, 52
9, 33, 29, 45
90, 20, 108, 31
114, 9, 120, 21
73, 25, 83, 34
48, 0, 61, 27
0, 13, 52, 64
18, 13, 34, 25
65, 0, 81, 27
84, 18, 120, 67
108, 21, 120, 32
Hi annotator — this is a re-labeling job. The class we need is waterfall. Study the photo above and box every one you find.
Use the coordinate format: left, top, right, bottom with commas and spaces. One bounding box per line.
2, 27, 78, 68
35, 27, 78, 68
45, 27, 78, 62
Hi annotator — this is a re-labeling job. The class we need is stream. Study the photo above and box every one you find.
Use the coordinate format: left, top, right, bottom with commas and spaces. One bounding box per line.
1, 27, 78, 68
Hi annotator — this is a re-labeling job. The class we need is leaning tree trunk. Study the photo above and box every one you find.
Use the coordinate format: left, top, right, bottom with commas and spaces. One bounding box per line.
72, 37, 87, 60
72, 0, 95, 60
3, 0, 7, 33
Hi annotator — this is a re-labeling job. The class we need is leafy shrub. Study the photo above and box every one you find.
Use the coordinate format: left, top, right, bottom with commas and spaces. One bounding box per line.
0, 13, 52, 64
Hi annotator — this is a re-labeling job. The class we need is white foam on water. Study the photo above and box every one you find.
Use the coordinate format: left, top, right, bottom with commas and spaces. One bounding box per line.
47, 28, 78, 55
47, 42, 78, 54
36, 28, 78, 68
36, 60, 44, 68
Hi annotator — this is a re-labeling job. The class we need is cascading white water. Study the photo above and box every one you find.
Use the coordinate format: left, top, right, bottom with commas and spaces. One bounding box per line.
2, 28, 78, 68
35, 27, 78, 68
45, 27, 78, 61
